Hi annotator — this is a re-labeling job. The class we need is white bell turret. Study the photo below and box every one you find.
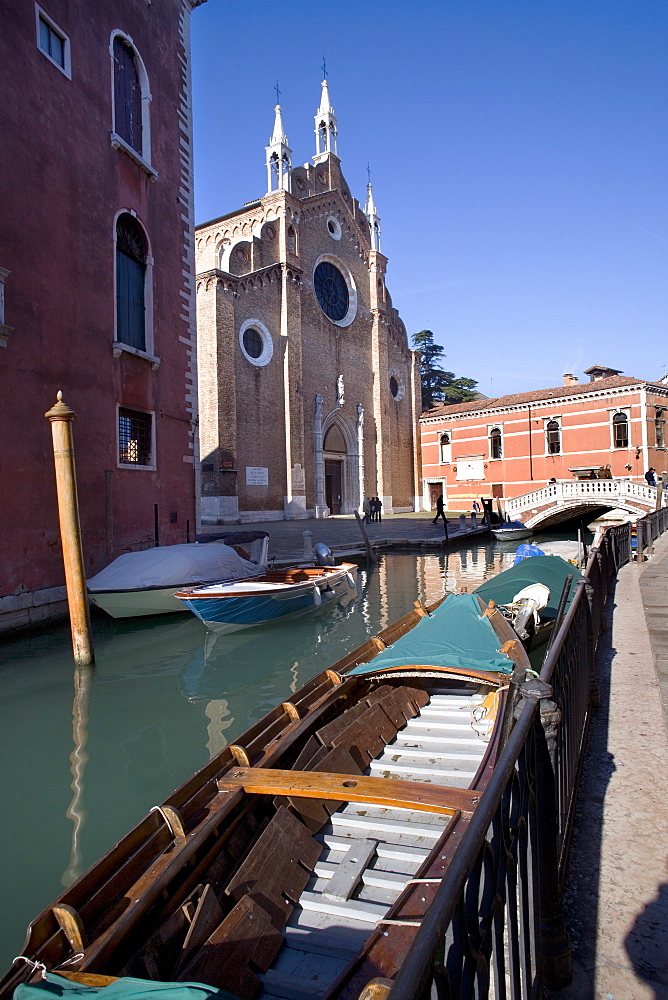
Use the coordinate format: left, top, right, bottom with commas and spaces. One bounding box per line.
266, 99, 292, 194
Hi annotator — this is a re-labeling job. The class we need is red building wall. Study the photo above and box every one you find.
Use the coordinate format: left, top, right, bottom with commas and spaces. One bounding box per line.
420, 376, 668, 512
0, 0, 202, 628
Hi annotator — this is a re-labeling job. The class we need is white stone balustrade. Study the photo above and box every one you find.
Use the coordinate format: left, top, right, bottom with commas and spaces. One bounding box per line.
503, 478, 665, 528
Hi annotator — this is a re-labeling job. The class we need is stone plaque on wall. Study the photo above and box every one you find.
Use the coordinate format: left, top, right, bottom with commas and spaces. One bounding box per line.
291, 463, 305, 491
456, 458, 484, 482
246, 466, 268, 486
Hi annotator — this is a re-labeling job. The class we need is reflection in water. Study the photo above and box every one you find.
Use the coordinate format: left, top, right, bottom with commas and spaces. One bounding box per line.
62, 664, 93, 886
0, 540, 572, 969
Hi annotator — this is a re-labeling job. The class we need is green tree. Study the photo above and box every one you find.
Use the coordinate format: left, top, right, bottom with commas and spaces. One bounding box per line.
412, 330, 479, 409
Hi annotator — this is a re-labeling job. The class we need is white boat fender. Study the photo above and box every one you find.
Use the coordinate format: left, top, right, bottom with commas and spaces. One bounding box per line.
313, 585, 322, 606
346, 571, 356, 589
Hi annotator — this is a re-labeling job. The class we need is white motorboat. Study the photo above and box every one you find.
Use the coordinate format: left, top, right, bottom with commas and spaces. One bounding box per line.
87, 532, 268, 618
491, 520, 533, 541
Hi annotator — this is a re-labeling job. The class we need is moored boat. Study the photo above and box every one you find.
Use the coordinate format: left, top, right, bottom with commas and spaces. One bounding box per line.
475, 553, 582, 650
1, 589, 530, 1000
87, 533, 269, 619
491, 519, 533, 541
176, 563, 358, 635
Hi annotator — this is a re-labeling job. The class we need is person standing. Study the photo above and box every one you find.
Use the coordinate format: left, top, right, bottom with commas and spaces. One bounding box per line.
362, 496, 371, 523
645, 468, 657, 486
376, 496, 383, 522
433, 494, 446, 526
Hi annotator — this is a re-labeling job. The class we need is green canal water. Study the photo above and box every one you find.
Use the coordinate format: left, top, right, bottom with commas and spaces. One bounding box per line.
0, 539, 567, 969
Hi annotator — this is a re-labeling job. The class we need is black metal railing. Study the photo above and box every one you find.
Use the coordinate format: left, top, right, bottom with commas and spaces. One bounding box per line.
387, 514, 660, 1000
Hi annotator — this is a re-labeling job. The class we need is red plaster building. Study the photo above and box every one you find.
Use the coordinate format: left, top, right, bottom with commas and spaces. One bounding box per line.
0, 0, 204, 631
420, 367, 668, 517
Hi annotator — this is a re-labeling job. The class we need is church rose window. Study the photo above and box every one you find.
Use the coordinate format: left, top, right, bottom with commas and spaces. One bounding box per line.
243, 327, 263, 359
314, 261, 349, 322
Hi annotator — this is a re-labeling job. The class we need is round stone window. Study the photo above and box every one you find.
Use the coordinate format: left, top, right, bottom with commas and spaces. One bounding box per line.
326, 216, 342, 240
388, 370, 405, 401
314, 261, 349, 321
238, 319, 273, 367
313, 257, 357, 327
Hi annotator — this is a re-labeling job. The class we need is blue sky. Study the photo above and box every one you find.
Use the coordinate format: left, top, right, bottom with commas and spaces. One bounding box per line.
191, 1, 667, 398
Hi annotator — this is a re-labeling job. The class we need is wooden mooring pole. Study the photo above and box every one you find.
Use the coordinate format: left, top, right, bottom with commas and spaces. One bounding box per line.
45, 392, 95, 666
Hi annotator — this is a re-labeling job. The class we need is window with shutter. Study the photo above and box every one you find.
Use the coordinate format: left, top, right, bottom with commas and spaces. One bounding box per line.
116, 214, 147, 351
113, 38, 142, 154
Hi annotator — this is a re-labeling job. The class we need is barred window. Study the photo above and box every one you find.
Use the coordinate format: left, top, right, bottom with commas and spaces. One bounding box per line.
119, 407, 152, 466
546, 420, 561, 455
612, 411, 629, 449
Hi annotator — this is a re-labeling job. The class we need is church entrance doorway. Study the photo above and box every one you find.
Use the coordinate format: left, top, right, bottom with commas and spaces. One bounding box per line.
325, 459, 343, 514
323, 423, 347, 515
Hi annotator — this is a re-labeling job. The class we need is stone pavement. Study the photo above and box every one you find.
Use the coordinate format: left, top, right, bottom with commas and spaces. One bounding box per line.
199, 512, 489, 563
550, 533, 668, 1000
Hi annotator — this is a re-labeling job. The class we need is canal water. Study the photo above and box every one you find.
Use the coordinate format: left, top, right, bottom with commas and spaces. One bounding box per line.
0, 537, 567, 969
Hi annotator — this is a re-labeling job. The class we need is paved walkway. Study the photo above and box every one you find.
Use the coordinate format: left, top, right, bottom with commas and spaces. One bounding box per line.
551, 533, 668, 1000
199, 512, 489, 562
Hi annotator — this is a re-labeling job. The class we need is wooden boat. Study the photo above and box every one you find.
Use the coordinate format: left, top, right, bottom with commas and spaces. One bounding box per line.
475, 554, 582, 651
88, 534, 269, 619
491, 519, 533, 541
1, 591, 530, 1000
176, 564, 358, 635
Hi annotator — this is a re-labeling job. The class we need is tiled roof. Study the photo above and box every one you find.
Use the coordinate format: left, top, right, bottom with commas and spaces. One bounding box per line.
421, 375, 667, 419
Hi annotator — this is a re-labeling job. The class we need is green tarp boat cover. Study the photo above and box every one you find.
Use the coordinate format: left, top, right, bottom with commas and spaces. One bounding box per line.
475, 555, 582, 618
348, 593, 513, 676
15, 974, 240, 1000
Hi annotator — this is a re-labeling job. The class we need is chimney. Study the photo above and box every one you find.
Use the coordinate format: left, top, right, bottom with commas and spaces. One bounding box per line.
562, 373, 579, 386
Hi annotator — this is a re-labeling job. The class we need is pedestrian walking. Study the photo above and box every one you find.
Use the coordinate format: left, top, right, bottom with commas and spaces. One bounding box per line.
432, 494, 446, 526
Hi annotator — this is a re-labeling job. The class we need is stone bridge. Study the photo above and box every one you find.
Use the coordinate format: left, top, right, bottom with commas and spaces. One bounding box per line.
503, 479, 665, 529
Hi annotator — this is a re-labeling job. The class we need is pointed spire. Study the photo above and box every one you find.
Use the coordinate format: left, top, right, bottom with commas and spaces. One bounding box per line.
318, 79, 334, 116
364, 172, 381, 252
314, 77, 338, 160
270, 104, 288, 146
265, 97, 292, 195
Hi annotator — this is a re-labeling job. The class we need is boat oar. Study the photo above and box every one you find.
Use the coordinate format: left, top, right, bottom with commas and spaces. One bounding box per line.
545, 574, 573, 654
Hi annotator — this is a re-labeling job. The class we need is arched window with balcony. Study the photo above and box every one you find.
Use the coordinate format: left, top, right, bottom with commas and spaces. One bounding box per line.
439, 432, 451, 464
546, 419, 561, 455
612, 411, 629, 449
116, 213, 148, 351
489, 427, 502, 460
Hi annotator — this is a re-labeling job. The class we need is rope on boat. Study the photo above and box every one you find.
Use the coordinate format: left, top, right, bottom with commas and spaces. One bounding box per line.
12, 957, 47, 978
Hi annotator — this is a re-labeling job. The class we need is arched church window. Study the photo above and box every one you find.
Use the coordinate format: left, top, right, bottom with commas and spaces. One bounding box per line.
612, 411, 629, 449
546, 420, 561, 455
116, 213, 148, 351
490, 427, 502, 459
287, 226, 296, 254
390, 376, 399, 399
113, 37, 143, 154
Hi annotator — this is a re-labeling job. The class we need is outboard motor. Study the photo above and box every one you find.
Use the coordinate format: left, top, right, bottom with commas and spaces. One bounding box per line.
314, 542, 336, 567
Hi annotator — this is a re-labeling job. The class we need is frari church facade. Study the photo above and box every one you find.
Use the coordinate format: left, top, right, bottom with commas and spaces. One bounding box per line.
195, 80, 421, 522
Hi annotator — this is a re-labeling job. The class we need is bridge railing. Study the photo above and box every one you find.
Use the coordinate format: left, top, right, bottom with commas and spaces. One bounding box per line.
385, 518, 656, 1000
504, 478, 662, 520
